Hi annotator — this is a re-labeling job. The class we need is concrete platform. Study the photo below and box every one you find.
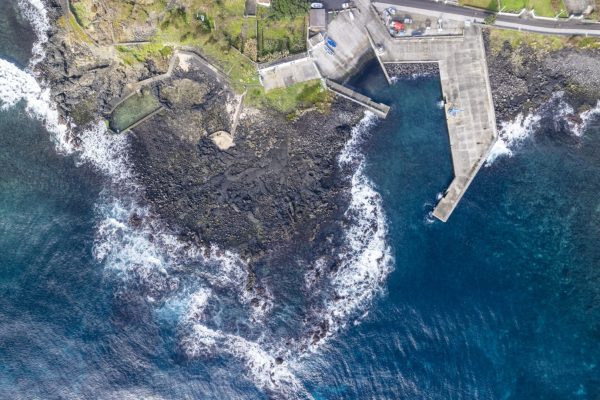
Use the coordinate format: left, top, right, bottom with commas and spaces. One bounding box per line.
259, 57, 321, 91
380, 27, 497, 221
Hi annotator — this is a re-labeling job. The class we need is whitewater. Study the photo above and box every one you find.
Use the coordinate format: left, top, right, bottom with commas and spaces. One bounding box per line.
0, 1, 396, 397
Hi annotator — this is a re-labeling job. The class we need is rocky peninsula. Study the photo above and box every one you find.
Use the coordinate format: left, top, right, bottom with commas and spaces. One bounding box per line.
39, 0, 365, 266
37, 0, 600, 262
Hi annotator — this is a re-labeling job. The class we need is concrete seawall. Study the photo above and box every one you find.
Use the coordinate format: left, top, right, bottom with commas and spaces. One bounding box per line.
325, 79, 390, 118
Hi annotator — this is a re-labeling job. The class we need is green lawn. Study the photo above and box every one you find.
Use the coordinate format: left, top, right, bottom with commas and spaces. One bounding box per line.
245, 80, 332, 114
500, 0, 527, 12
462, 0, 567, 16
499, 0, 566, 16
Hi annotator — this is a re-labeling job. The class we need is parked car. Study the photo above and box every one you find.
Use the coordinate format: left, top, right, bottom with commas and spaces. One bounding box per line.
342, 2, 350, 8
326, 37, 337, 48
311, 3, 324, 8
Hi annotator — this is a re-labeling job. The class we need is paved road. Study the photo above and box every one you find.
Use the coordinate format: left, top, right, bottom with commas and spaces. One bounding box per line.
376, 0, 600, 36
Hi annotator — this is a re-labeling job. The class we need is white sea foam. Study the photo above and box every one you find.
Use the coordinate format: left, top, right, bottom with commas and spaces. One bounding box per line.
180, 291, 308, 397
572, 101, 600, 137
17, 0, 51, 67
485, 112, 541, 165
0, 58, 72, 152
301, 112, 394, 346
486, 92, 600, 165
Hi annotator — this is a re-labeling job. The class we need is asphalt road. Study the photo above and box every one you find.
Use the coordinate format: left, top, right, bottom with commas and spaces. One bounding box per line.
377, 0, 600, 35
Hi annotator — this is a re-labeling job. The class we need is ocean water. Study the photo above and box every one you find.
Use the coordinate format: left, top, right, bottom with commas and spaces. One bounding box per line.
1, 2, 599, 399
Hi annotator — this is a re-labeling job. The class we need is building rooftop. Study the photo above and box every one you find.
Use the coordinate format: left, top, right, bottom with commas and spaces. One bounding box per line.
309, 9, 327, 29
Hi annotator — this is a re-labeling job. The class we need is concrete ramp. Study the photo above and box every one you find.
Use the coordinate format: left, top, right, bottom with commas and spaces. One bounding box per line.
259, 56, 321, 91
325, 79, 390, 118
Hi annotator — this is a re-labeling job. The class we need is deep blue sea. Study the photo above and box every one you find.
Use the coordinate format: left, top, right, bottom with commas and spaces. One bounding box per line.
1, 2, 599, 399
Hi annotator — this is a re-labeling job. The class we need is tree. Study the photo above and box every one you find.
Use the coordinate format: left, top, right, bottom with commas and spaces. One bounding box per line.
483, 13, 497, 25
270, 0, 309, 19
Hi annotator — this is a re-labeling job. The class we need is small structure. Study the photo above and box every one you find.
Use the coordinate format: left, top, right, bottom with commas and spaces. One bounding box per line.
309, 9, 327, 32
256, 0, 271, 6
210, 131, 235, 150
308, 31, 325, 48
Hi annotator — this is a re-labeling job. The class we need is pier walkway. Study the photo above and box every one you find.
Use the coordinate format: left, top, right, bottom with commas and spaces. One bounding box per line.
325, 79, 390, 118
379, 26, 497, 221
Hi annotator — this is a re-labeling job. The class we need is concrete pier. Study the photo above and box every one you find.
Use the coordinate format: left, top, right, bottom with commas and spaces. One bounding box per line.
325, 79, 390, 118
379, 26, 497, 220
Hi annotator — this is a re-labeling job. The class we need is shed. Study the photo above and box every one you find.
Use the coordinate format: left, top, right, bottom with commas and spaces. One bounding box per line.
309, 9, 327, 30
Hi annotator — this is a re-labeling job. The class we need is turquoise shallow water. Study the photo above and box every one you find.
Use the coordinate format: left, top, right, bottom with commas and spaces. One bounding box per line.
1, 4, 599, 398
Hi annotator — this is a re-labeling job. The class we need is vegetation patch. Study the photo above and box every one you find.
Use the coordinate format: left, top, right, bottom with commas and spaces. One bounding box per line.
245, 80, 332, 114
257, 12, 306, 61
464, 0, 566, 16
70, 0, 95, 29
116, 43, 173, 66
270, 0, 309, 19
488, 29, 600, 54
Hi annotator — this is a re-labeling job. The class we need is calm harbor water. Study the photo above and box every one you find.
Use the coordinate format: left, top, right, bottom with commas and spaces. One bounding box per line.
1, 3, 598, 399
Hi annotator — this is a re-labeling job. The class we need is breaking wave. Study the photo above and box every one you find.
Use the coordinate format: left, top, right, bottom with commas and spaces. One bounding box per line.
486, 112, 541, 166
322, 112, 394, 336
486, 92, 599, 166
17, 0, 50, 67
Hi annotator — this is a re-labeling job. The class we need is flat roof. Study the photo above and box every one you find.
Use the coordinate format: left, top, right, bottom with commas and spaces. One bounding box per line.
309, 9, 327, 28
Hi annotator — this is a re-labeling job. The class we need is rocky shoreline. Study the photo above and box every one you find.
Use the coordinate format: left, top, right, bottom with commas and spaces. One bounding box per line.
483, 31, 600, 124
385, 62, 440, 79
37, 1, 364, 266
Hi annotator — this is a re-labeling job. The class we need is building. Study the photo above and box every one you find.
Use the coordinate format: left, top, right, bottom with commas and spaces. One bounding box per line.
309, 8, 327, 33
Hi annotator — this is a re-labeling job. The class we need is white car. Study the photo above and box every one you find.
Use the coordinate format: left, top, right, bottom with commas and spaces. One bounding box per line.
311, 3, 324, 8
342, 2, 350, 8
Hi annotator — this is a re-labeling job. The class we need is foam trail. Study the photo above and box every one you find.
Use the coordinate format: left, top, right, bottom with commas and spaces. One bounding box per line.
17, 0, 51, 68
180, 291, 309, 398
486, 112, 541, 166
306, 112, 394, 343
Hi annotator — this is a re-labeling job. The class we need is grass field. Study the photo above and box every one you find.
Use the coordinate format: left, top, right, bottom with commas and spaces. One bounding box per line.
460, 0, 567, 16
499, 0, 566, 16
488, 28, 600, 54
245, 80, 332, 114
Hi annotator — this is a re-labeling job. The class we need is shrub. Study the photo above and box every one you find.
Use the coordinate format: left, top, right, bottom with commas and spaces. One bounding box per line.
270, 0, 309, 19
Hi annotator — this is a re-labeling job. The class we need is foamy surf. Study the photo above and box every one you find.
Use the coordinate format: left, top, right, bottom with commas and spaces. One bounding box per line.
330, 112, 393, 328
17, 0, 50, 67
486, 112, 541, 166
0, 58, 73, 153
486, 92, 600, 166
303, 112, 394, 346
